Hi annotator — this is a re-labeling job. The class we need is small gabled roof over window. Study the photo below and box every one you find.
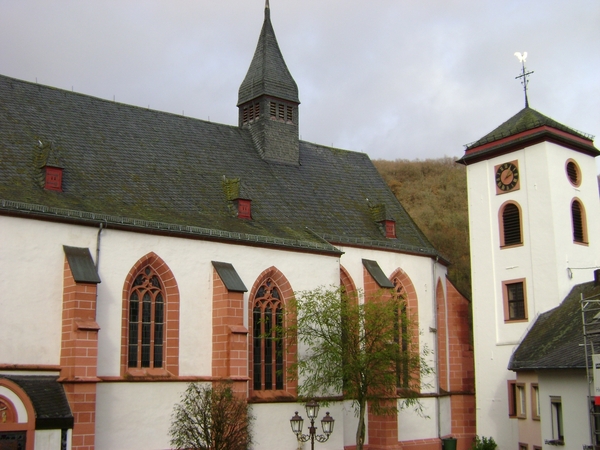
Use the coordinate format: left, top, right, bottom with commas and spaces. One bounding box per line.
362, 259, 394, 288
63, 246, 101, 284
212, 261, 248, 292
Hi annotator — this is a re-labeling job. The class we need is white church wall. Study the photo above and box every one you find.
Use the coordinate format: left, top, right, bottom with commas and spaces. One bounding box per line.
397, 396, 438, 441
251, 401, 345, 450
95, 381, 187, 450
95, 227, 339, 377
0, 216, 98, 365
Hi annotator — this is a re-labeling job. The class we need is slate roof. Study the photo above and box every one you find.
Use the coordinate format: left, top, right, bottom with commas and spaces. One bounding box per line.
0, 73, 439, 259
1, 375, 74, 429
238, 5, 299, 106
508, 280, 600, 370
458, 107, 598, 164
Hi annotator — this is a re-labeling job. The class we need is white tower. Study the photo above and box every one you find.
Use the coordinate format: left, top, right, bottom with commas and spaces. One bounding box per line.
458, 93, 599, 447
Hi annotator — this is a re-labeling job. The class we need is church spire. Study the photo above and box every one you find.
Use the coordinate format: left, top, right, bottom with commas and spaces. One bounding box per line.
237, 2, 300, 165
237, 3, 299, 106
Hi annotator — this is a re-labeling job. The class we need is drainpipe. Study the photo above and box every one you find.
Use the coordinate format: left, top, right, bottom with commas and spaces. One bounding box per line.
95, 222, 104, 269
431, 256, 441, 441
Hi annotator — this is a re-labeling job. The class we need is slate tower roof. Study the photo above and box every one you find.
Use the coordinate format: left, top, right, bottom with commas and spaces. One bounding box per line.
238, 3, 299, 106
458, 107, 598, 165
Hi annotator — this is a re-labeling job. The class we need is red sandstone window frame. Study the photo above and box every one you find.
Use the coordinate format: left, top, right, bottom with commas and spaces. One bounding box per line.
248, 268, 297, 400
121, 253, 180, 378
502, 279, 528, 323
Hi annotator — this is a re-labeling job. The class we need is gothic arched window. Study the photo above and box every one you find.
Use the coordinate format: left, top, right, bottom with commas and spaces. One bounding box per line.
252, 278, 284, 391
128, 266, 165, 369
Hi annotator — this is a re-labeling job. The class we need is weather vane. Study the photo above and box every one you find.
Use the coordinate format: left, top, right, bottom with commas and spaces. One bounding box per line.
514, 52, 534, 108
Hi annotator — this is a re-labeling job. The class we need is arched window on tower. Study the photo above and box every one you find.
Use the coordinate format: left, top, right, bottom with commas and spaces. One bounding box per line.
500, 202, 523, 247
571, 199, 588, 244
252, 278, 284, 391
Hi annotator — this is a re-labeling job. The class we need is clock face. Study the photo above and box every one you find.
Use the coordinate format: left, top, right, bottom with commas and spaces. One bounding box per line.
495, 161, 520, 193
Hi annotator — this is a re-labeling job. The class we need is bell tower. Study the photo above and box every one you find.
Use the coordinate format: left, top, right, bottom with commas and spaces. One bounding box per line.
238, 2, 300, 165
458, 57, 600, 449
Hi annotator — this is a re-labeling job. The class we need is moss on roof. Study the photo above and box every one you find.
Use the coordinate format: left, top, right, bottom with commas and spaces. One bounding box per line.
509, 281, 600, 370
0, 74, 439, 258
466, 107, 594, 150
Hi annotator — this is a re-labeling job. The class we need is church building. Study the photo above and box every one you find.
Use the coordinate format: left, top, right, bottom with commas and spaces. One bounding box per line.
0, 3, 474, 450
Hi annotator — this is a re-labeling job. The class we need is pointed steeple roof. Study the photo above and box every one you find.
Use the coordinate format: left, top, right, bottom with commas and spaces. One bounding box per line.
237, 4, 299, 106
458, 106, 598, 164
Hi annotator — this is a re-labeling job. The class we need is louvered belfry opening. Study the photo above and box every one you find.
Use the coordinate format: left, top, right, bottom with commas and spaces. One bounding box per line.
502, 203, 522, 246
572, 200, 585, 243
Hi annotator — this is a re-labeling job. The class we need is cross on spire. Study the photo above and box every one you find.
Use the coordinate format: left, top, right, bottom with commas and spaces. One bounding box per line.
514, 52, 534, 108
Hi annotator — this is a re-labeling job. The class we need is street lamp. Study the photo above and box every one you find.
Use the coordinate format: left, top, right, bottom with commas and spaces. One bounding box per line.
290, 400, 335, 449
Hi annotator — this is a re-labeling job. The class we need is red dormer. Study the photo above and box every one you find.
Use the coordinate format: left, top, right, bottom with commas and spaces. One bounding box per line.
382, 219, 396, 239
236, 199, 252, 220
44, 166, 63, 191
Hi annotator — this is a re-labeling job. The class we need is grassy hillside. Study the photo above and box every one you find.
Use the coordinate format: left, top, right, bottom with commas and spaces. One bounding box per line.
374, 157, 470, 299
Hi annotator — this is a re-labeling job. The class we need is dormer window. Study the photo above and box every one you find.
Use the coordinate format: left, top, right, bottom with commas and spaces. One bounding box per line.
44, 166, 63, 191
236, 199, 252, 220
383, 219, 396, 239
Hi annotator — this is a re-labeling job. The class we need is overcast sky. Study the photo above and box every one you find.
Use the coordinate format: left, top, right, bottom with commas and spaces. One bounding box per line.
1, 0, 598, 164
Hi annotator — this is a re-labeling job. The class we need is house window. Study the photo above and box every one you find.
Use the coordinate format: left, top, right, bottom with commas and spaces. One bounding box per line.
550, 396, 564, 443
519, 444, 528, 450
500, 202, 522, 247
508, 381, 526, 418
572, 199, 588, 244
252, 278, 284, 391
518, 384, 527, 418
128, 266, 165, 369
503, 279, 527, 322
531, 384, 540, 420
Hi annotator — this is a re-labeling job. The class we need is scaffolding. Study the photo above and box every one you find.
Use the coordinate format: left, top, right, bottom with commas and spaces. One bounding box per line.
581, 292, 600, 448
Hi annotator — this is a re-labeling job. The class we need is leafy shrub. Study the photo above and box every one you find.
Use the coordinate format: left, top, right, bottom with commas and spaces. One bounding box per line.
470, 435, 497, 450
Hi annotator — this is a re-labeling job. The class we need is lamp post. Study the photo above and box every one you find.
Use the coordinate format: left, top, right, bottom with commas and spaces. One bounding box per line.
290, 399, 335, 450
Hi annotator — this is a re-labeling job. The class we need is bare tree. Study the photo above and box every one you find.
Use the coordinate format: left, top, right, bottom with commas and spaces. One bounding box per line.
169, 382, 253, 450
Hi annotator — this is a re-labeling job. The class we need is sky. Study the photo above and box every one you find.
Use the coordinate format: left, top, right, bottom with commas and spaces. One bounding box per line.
1, 0, 599, 164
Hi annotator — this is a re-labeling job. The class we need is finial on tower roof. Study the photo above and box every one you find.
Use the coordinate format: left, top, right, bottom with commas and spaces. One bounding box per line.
265, 0, 269, 9
514, 52, 534, 108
